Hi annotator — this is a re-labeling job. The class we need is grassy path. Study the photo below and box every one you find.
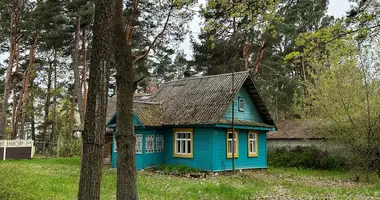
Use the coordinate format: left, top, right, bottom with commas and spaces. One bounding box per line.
0, 157, 379, 199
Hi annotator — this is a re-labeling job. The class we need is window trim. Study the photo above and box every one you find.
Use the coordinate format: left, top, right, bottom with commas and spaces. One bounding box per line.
226, 129, 239, 158
173, 128, 193, 158
135, 134, 142, 154
145, 135, 154, 153
248, 131, 258, 157
155, 135, 164, 152
238, 97, 244, 112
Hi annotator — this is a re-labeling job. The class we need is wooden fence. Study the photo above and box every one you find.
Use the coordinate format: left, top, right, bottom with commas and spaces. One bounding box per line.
0, 139, 35, 160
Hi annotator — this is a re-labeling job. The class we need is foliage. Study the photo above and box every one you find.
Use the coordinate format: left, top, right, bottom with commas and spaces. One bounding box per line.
289, 21, 380, 175
191, 0, 334, 120
155, 164, 201, 175
0, 157, 379, 199
268, 146, 345, 170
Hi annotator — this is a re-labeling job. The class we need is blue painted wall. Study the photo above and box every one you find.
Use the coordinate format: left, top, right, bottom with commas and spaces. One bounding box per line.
163, 127, 214, 171
212, 128, 267, 171
223, 86, 263, 122
112, 127, 268, 171
111, 128, 165, 170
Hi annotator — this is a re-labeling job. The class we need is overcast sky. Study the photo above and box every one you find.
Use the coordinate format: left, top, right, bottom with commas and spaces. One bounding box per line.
179, 0, 352, 59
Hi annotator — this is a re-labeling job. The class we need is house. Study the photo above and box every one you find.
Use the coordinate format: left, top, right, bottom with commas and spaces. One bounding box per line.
267, 119, 325, 150
267, 120, 348, 157
106, 71, 276, 171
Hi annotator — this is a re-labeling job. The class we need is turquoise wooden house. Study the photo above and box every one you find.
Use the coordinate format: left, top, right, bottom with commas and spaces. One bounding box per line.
106, 71, 276, 171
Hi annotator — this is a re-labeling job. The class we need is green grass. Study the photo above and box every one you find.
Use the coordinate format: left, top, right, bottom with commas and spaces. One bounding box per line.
0, 157, 379, 199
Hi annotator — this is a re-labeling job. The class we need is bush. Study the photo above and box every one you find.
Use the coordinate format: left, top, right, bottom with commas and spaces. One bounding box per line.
268, 146, 345, 170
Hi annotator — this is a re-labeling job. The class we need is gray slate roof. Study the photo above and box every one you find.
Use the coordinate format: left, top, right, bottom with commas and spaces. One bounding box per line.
107, 71, 275, 128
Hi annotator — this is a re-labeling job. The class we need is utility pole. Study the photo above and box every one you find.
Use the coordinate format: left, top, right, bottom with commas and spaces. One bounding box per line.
231, 71, 235, 173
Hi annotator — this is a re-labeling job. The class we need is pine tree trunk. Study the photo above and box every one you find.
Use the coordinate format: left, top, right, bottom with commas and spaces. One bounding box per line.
30, 81, 35, 141
20, 35, 38, 139
253, 39, 267, 74
72, 12, 85, 126
114, 0, 138, 199
0, 0, 22, 139
42, 59, 52, 154
52, 50, 58, 146
11, 44, 20, 138
77, 0, 114, 199
0, 40, 17, 139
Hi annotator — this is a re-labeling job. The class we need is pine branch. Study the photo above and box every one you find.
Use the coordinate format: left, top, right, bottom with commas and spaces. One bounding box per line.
132, 1, 174, 64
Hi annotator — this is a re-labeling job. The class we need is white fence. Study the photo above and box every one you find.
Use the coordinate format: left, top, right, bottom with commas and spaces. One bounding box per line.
0, 139, 35, 160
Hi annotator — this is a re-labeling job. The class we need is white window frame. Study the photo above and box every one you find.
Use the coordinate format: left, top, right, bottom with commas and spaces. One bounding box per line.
248, 132, 258, 157
155, 135, 164, 152
227, 130, 238, 158
145, 135, 154, 153
136, 134, 142, 154
173, 128, 193, 158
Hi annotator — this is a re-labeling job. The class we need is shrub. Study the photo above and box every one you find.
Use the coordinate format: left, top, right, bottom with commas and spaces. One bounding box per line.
268, 146, 345, 170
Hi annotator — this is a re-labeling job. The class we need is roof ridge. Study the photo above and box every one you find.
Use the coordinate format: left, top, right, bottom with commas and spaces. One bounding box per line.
162, 71, 249, 84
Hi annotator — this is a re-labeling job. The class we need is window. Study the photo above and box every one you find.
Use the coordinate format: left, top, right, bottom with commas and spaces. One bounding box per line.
156, 135, 164, 152
173, 128, 193, 158
136, 134, 142, 154
238, 97, 244, 112
248, 131, 258, 157
226, 129, 238, 158
145, 135, 154, 153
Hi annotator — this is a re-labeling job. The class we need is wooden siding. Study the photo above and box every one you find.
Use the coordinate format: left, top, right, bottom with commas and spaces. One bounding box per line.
111, 128, 165, 170
223, 85, 263, 123
212, 128, 267, 171
111, 127, 268, 171
163, 127, 214, 171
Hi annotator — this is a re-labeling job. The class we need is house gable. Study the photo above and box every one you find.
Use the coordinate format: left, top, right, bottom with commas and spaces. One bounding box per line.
106, 113, 144, 128
222, 85, 263, 123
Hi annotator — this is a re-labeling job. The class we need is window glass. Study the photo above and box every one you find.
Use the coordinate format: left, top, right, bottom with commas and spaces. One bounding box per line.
156, 135, 164, 152
238, 97, 244, 111
175, 132, 192, 155
145, 135, 154, 153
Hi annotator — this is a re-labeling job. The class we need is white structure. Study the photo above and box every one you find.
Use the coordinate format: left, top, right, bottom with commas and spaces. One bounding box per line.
0, 139, 35, 160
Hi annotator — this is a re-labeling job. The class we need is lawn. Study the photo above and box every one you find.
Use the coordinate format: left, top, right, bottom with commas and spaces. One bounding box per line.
0, 157, 379, 199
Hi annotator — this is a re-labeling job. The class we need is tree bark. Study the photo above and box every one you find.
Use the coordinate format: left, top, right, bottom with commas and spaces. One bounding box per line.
0, 0, 23, 139
20, 35, 38, 139
72, 12, 85, 126
253, 39, 267, 74
42, 59, 52, 154
11, 44, 20, 138
77, 0, 114, 199
114, 0, 138, 199
51, 50, 58, 144
30, 81, 35, 141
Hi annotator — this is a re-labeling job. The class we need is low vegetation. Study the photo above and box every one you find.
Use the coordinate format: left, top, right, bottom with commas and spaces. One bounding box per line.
154, 164, 201, 175
1, 157, 379, 199
268, 146, 346, 170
